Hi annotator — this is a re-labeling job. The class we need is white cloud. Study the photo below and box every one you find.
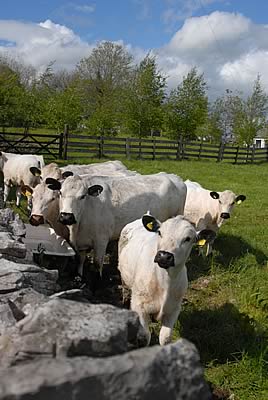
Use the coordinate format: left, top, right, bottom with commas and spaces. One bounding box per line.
156, 11, 268, 97
162, 0, 225, 28
1, 12, 268, 98
73, 4, 96, 13
0, 19, 92, 72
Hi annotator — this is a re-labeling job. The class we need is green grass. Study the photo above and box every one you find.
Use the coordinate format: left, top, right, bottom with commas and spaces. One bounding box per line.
8, 158, 268, 399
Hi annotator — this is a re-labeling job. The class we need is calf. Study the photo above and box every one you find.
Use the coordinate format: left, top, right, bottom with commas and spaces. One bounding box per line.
184, 180, 246, 254
118, 214, 215, 345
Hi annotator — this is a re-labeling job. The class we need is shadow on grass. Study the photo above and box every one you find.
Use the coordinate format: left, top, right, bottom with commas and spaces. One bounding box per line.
187, 233, 267, 281
179, 302, 266, 365
213, 233, 267, 266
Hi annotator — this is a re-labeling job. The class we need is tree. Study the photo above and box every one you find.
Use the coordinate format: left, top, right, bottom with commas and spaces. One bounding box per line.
123, 54, 166, 137
163, 67, 208, 140
233, 75, 268, 145
77, 41, 133, 134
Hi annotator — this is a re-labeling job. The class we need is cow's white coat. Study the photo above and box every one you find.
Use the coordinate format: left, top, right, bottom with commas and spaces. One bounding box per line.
56, 173, 187, 276
118, 215, 197, 345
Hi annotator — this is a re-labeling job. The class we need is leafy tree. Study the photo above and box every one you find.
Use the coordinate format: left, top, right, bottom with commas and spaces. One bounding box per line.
0, 63, 24, 129
77, 41, 133, 134
123, 54, 166, 137
163, 67, 208, 140
233, 75, 268, 145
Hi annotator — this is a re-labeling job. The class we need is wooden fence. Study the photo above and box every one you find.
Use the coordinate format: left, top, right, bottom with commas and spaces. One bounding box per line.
0, 129, 267, 164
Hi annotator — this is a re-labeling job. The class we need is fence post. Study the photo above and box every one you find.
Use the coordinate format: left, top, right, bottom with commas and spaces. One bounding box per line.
176, 136, 182, 160
198, 138, 203, 160
98, 136, 104, 158
138, 138, 142, 160
217, 142, 224, 162
63, 124, 69, 160
58, 131, 64, 159
152, 139, 156, 160
234, 145, 239, 164
246, 145, 250, 163
251, 144, 256, 163
125, 137, 130, 160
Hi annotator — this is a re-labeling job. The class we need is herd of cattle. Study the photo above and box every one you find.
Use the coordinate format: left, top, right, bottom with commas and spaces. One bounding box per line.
0, 151, 246, 345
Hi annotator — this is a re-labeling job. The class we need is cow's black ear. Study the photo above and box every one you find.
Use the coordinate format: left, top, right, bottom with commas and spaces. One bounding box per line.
196, 229, 216, 246
142, 215, 161, 233
210, 191, 219, 200
62, 171, 73, 179
45, 178, 61, 191
88, 185, 103, 197
21, 185, 33, 197
236, 194, 246, 204
30, 167, 41, 177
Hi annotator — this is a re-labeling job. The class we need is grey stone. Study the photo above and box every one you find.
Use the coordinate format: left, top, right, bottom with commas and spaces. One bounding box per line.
0, 288, 48, 334
0, 258, 58, 295
0, 339, 211, 400
0, 298, 147, 367
0, 209, 26, 238
0, 231, 26, 258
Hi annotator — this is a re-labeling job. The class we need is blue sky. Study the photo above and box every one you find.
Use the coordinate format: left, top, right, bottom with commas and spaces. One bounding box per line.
1, 1, 268, 96
2, 0, 268, 48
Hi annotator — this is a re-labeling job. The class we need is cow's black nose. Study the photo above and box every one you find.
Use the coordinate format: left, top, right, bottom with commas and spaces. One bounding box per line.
220, 213, 230, 220
59, 212, 76, 225
30, 215, 44, 226
154, 251, 175, 269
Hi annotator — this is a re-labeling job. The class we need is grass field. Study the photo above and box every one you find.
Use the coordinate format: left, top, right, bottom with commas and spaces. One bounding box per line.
8, 157, 268, 400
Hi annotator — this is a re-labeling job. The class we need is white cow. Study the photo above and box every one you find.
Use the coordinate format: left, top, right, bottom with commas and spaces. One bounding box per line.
46, 173, 187, 276
23, 161, 138, 239
118, 214, 215, 345
0, 151, 45, 209
28, 160, 137, 182
184, 179, 246, 254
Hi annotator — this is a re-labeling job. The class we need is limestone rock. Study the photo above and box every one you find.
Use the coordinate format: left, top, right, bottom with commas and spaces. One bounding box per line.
0, 339, 211, 400
0, 298, 147, 367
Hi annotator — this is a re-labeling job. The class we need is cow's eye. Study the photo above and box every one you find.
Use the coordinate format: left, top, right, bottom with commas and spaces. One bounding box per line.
219, 200, 222, 204
158, 230, 162, 237
231, 201, 235, 205
184, 236, 191, 243
59, 191, 62, 197
80, 194, 86, 200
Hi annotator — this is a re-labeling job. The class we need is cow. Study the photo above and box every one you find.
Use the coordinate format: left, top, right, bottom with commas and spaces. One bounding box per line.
28, 160, 137, 182
46, 173, 187, 277
22, 161, 138, 240
0, 151, 45, 210
118, 213, 215, 345
184, 179, 246, 254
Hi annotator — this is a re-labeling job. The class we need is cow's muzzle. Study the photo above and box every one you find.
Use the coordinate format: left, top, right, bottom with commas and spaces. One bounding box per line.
59, 212, 76, 225
154, 251, 175, 269
220, 212, 230, 220
30, 215, 44, 226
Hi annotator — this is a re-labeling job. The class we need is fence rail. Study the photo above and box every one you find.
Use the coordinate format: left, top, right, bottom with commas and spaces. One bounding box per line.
0, 128, 267, 164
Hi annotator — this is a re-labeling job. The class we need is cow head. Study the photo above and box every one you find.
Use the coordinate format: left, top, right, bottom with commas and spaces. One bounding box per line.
142, 214, 215, 269
210, 190, 246, 222
46, 175, 103, 226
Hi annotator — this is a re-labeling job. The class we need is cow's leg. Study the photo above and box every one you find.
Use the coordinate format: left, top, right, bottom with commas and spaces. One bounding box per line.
159, 305, 182, 346
77, 251, 87, 277
93, 238, 108, 277
16, 187, 22, 207
4, 182, 11, 205
131, 297, 151, 345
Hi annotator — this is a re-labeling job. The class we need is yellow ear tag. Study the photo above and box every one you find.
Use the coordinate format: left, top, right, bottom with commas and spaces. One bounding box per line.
197, 239, 206, 247
25, 190, 32, 198
147, 222, 153, 230
237, 200, 242, 205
